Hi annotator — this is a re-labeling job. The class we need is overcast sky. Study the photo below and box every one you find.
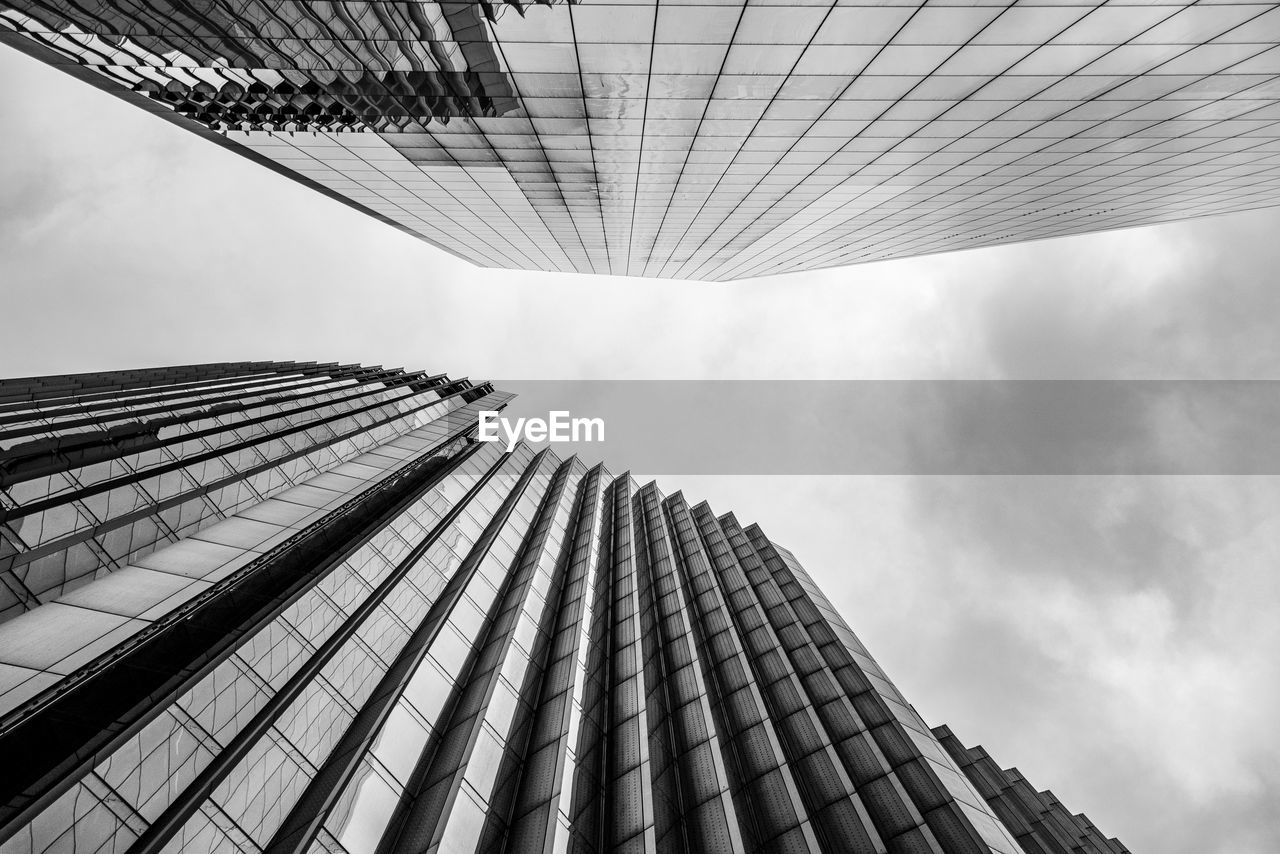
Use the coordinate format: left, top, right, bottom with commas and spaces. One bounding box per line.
3, 45, 1280, 853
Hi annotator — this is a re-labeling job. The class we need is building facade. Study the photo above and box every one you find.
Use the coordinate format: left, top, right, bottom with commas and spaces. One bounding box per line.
0, 362, 1126, 854
2, 1, 1278, 279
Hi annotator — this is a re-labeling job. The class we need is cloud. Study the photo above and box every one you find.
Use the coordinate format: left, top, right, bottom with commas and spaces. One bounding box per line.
899, 474, 1280, 854
935, 213, 1280, 380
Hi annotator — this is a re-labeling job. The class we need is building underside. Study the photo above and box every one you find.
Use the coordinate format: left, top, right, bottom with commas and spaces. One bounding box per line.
3, 1, 1278, 279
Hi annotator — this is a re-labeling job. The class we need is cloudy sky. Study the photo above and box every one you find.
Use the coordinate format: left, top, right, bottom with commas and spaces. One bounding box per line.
3, 43, 1280, 853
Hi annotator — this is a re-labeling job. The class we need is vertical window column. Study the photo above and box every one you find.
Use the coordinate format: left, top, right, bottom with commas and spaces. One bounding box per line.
259, 448, 554, 854
355, 453, 576, 854
479, 464, 609, 853
662, 494, 817, 854
742, 524, 999, 854
565, 475, 658, 854
632, 483, 743, 854
693, 506, 884, 854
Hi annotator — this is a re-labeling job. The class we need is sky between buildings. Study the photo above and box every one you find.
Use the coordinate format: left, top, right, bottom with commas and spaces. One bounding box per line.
2, 45, 1279, 853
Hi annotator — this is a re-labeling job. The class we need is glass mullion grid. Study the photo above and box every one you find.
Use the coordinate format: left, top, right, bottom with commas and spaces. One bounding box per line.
198, 371, 438, 448
1003, 774, 1092, 854
474, 462, 605, 853
633, 483, 744, 853
167, 393, 462, 497
936, 728, 1126, 854
0, 374, 365, 445
2, 373, 451, 519
0, 440, 445, 854
0, 775, 153, 854
933, 731, 1036, 845
561, 475, 654, 854
788, 122, 1280, 276
485, 34, 600, 274
129, 443, 513, 854
5, 436, 497, 854
742, 526, 1021, 854
237, 131, 537, 276
3, 464, 161, 609
352, 455, 561, 846
566, 4, 615, 273
770, 544, 1012, 842
717, 513, 922, 852
1, 394, 471, 572
250, 446, 527, 854
631, 479, 680, 854
606, 475, 658, 853
330, 133, 546, 274
670, 3, 1080, 280
0, 531, 40, 622
0, 374, 478, 617
0, 362, 314, 419
0, 408, 437, 611
655, 5, 1274, 281
542, 466, 610, 854
727, 8, 1280, 280
0, 370, 353, 448
633, 1, 751, 280
1007, 773, 1090, 853
430, 458, 585, 854
314, 447, 554, 854
158, 379, 437, 459
3, 390, 394, 530
661, 494, 818, 853
694, 507, 886, 854
656, 0, 878, 282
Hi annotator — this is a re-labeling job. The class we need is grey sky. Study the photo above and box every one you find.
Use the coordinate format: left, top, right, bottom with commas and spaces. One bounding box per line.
3, 44, 1280, 854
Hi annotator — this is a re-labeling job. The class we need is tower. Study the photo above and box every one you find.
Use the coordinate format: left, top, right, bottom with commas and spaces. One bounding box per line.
0, 362, 1125, 853
4, 1, 1277, 278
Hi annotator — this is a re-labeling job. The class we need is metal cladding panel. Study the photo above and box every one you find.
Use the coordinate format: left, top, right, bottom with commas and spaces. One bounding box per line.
0, 363, 1126, 854
5, 2, 1280, 279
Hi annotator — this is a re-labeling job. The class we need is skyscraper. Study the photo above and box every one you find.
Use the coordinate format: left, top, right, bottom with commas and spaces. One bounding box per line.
2, 1, 1277, 279
0, 362, 1126, 854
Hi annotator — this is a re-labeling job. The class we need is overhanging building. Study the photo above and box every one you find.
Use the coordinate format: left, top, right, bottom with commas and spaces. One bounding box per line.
2, 2, 1278, 279
0, 361, 1128, 854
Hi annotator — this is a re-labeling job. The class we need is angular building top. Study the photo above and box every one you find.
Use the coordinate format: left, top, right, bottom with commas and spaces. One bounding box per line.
0, 362, 1126, 854
3, 1, 1278, 279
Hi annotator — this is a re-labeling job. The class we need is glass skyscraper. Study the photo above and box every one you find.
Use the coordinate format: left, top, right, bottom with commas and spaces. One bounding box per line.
2, 1, 1277, 279
0, 362, 1127, 854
